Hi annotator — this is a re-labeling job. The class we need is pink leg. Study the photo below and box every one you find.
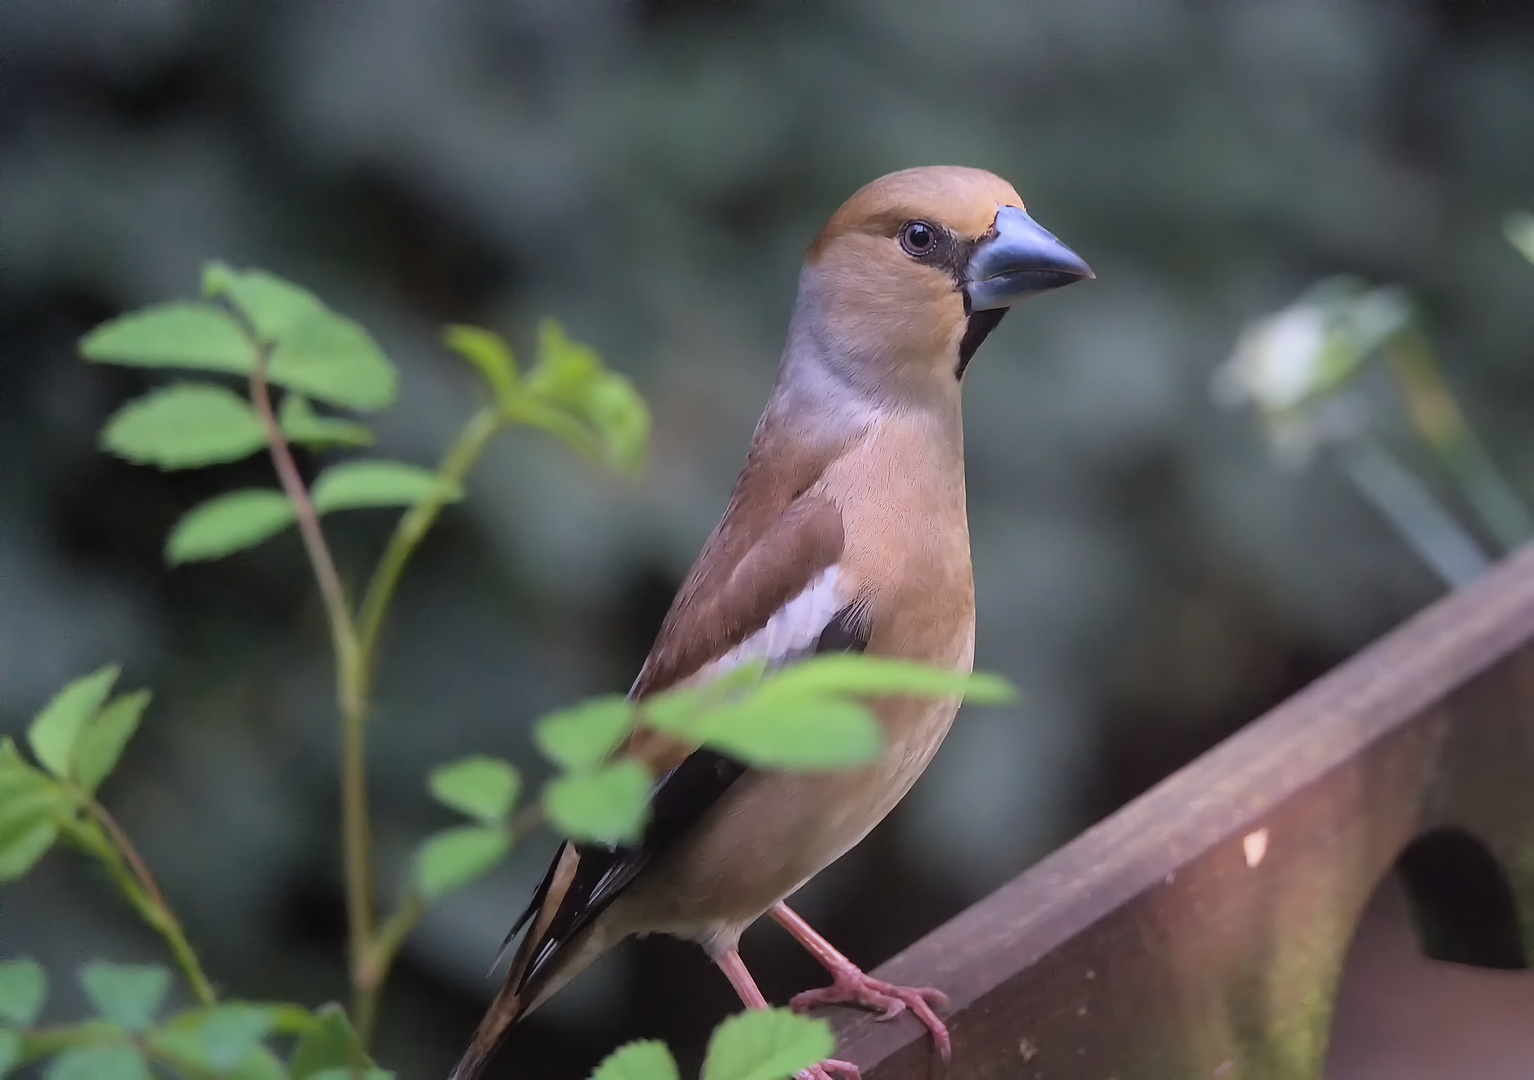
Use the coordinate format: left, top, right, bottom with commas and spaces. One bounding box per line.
714, 949, 861, 1080
770, 903, 952, 1063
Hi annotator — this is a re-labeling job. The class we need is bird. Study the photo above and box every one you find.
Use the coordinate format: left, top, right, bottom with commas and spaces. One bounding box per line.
450, 166, 1093, 1080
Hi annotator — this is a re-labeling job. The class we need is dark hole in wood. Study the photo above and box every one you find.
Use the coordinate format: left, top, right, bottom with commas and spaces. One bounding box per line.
1396, 828, 1526, 970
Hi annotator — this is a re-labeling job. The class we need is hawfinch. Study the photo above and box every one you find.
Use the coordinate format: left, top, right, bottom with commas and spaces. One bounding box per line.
451, 166, 1092, 1080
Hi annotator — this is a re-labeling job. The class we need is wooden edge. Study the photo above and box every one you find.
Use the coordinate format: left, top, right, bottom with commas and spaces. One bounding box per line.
828, 541, 1534, 1072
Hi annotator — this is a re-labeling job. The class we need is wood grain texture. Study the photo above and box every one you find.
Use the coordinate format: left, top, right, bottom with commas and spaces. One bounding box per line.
822, 543, 1534, 1079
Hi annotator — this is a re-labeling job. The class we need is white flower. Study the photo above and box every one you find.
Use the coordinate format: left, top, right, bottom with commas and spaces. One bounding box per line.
1214, 277, 1412, 466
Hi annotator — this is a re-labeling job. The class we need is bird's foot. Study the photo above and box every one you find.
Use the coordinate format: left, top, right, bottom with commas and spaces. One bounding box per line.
791, 975, 951, 1061
799, 1058, 860, 1080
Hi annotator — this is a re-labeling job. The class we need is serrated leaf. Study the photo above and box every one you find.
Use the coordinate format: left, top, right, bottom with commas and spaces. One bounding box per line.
697, 700, 882, 771
80, 963, 169, 1033
445, 325, 518, 410
81, 302, 256, 375
204, 263, 327, 343
74, 690, 151, 794
642, 662, 768, 737
521, 320, 649, 475
148, 1007, 286, 1080
46, 1046, 150, 1080
311, 461, 461, 513
0, 821, 59, 882
289, 1005, 366, 1080
413, 825, 511, 901
755, 655, 1015, 708
28, 666, 119, 778
589, 1039, 679, 1080
267, 310, 397, 412
0, 1028, 19, 1078
534, 697, 634, 772
201, 1003, 276, 1071
543, 760, 652, 845
701, 1009, 834, 1080
166, 489, 296, 564
0, 748, 72, 881
279, 394, 374, 449
427, 758, 520, 824
101, 383, 267, 470
1505, 211, 1534, 266
0, 959, 47, 1026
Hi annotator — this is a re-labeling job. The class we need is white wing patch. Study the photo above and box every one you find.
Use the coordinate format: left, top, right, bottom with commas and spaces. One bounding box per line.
692, 564, 846, 686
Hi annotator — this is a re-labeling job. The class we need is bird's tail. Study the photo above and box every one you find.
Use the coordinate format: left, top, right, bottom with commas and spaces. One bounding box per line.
447, 842, 612, 1080
447, 976, 528, 1080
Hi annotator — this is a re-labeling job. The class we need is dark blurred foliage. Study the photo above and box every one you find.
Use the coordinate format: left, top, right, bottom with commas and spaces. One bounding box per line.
4, 2, 1533, 1077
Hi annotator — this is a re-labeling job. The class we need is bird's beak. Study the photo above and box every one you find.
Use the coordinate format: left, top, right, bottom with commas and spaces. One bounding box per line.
965, 206, 1094, 311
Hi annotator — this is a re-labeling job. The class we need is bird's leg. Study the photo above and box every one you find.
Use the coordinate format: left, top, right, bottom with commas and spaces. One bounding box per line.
714, 948, 861, 1080
769, 902, 952, 1062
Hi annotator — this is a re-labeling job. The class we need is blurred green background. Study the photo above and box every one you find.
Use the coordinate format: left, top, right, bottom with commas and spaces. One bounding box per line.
4, 2, 1533, 1077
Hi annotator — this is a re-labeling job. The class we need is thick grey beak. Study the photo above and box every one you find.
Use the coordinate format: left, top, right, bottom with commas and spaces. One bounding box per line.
965, 206, 1094, 311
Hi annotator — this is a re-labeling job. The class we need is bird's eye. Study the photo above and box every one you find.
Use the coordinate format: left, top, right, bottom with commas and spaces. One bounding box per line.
899, 221, 938, 257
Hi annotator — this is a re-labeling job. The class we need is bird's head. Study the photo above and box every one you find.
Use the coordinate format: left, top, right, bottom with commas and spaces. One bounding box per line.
795, 166, 1092, 399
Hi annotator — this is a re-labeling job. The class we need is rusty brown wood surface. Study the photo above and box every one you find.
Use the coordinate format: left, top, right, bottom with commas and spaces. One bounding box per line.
825, 544, 1534, 1080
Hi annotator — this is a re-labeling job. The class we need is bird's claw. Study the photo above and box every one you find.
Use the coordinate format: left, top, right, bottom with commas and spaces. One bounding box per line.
799, 1059, 860, 1080
791, 976, 952, 1062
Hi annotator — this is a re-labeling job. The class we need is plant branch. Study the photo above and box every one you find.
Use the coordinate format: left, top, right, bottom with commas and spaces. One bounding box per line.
249, 354, 362, 694
62, 812, 217, 1007
353, 893, 426, 1048
1387, 332, 1534, 553
356, 404, 505, 668
248, 354, 376, 1015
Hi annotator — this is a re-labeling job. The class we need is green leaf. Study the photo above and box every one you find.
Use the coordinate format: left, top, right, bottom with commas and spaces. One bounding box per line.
46, 1046, 150, 1080
0, 1028, 19, 1078
28, 665, 120, 778
79, 963, 169, 1033
166, 489, 296, 565
754, 655, 1015, 708
81, 302, 256, 376
697, 700, 882, 771
311, 460, 462, 514
445, 325, 519, 410
101, 383, 268, 470
1505, 211, 1534, 266
534, 697, 635, 772
428, 757, 521, 823
290, 1005, 366, 1080
521, 320, 649, 475
414, 825, 511, 901
267, 310, 397, 412
151, 1014, 289, 1080
543, 760, 652, 845
0, 821, 58, 882
701, 1009, 834, 1080
0, 745, 72, 881
589, 1040, 680, 1080
280, 394, 374, 449
201, 1003, 275, 1071
0, 959, 47, 1026
310, 1070, 394, 1080
74, 690, 151, 794
204, 263, 327, 343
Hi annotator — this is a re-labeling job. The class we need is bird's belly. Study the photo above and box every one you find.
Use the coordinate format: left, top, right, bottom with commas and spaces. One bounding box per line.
616, 692, 962, 951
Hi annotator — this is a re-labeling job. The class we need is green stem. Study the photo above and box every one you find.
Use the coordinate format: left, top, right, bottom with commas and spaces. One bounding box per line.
348, 405, 507, 1043
248, 356, 376, 1020
356, 405, 505, 667
61, 812, 217, 1006
354, 893, 426, 1048
1387, 332, 1534, 553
